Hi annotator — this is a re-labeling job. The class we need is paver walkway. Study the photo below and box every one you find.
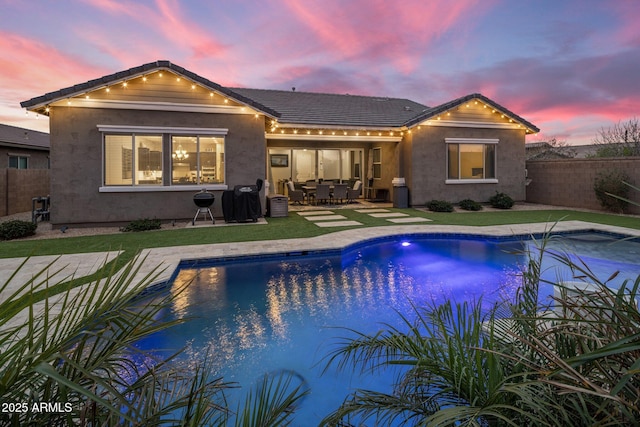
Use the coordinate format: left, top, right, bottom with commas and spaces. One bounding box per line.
1, 251, 121, 297
296, 210, 362, 227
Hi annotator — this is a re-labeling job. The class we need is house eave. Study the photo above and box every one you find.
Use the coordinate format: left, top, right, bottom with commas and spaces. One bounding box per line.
52, 98, 263, 116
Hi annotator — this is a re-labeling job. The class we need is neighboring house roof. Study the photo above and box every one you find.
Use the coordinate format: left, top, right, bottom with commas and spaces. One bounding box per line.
230, 87, 429, 128
0, 123, 49, 151
404, 93, 540, 133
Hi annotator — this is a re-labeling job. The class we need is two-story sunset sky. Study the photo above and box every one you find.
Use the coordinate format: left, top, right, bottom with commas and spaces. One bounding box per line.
1, 0, 639, 145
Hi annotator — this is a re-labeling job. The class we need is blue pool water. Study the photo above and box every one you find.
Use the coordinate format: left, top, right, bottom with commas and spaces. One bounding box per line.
137, 232, 640, 425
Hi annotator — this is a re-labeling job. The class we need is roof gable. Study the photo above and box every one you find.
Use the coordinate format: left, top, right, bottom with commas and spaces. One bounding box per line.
404, 93, 539, 134
21, 60, 280, 118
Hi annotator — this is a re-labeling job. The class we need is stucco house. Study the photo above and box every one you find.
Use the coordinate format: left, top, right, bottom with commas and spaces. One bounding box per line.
21, 60, 539, 226
0, 123, 50, 169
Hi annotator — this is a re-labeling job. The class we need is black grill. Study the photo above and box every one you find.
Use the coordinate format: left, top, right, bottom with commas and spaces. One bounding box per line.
192, 189, 215, 225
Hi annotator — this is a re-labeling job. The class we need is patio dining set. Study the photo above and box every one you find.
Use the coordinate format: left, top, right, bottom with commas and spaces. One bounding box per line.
287, 179, 362, 206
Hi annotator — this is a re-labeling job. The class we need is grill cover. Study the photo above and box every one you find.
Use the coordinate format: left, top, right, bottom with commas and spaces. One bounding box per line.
222, 184, 262, 222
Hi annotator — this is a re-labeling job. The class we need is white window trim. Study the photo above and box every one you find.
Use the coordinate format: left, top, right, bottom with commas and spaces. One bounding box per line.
98, 125, 228, 135
445, 179, 498, 184
99, 184, 228, 193
445, 138, 498, 183
445, 138, 499, 144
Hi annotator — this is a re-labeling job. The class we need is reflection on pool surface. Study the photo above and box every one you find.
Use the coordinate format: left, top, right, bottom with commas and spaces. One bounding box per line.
136, 233, 640, 425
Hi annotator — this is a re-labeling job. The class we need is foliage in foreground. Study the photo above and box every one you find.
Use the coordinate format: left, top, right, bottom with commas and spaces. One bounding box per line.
0, 219, 37, 240
0, 255, 307, 426
322, 232, 640, 426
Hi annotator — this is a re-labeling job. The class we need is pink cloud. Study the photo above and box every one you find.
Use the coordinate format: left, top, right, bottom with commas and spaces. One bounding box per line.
81, 0, 227, 62
0, 31, 106, 98
279, 0, 493, 74
607, 1, 640, 47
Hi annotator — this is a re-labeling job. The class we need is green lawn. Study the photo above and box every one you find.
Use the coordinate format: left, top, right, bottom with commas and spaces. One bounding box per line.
2, 208, 638, 262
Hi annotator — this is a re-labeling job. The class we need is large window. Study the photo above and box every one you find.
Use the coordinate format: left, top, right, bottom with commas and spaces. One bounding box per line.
104, 134, 163, 186
101, 126, 227, 189
446, 138, 497, 182
171, 136, 224, 185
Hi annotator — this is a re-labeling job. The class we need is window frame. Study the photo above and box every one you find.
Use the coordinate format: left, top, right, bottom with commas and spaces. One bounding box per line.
99, 125, 228, 192
170, 135, 225, 186
372, 147, 382, 180
445, 138, 498, 184
8, 155, 29, 169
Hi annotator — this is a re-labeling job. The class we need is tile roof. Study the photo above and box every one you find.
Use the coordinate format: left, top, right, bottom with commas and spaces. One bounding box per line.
0, 123, 49, 150
230, 88, 429, 128
20, 60, 538, 132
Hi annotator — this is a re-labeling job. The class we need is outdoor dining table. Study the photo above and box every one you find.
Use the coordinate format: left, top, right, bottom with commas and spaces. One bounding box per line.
302, 185, 334, 204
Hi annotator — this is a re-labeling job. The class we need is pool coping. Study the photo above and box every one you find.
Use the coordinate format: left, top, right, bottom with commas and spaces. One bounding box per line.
134, 220, 640, 288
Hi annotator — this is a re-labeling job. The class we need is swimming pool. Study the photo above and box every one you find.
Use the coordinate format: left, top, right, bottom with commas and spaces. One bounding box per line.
136, 232, 640, 424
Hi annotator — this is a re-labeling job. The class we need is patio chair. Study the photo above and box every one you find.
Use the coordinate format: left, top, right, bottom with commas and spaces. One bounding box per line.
311, 184, 331, 205
347, 180, 362, 203
287, 180, 305, 205
332, 183, 348, 204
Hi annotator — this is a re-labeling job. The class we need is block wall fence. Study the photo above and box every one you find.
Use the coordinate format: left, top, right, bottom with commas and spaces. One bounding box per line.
525, 157, 640, 214
0, 169, 50, 217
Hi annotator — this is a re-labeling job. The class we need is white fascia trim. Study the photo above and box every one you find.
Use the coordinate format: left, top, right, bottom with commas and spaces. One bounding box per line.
97, 124, 228, 135
445, 179, 499, 184
445, 138, 499, 144
267, 133, 402, 142
276, 123, 404, 132
422, 120, 523, 130
56, 98, 256, 115
99, 184, 229, 193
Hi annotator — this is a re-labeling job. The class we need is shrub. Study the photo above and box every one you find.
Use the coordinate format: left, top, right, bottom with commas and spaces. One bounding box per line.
120, 218, 161, 232
427, 200, 454, 212
593, 169, 630, 213
458, 199, 483, 211
0, 220, 37, 240
489, 192, 514, 209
